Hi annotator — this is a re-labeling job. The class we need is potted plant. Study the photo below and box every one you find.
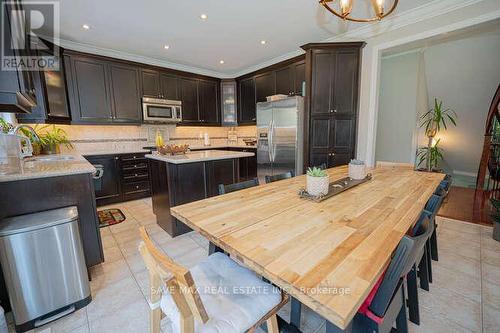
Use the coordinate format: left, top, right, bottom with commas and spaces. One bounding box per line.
306, 167, 330, 196
418, 98, 457, 171
417, 138, 444, 172
32, 125, 73, 155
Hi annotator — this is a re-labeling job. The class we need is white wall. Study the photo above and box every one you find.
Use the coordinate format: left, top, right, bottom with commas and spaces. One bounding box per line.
375, 32, 500, 175
375, 52, 419, 164
353, 0, 500, 165
424, 32, 500, 174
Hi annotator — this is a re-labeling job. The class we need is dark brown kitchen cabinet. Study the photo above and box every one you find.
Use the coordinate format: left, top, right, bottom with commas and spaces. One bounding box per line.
275, 66, 293, 96
206, 159, 237, 197
294, 61, 306, 96
255, 72, 275, 103
238, 77, 256, 124
198, 80, 219, 124
85, 153, 150, 206
227, 147, 257, 181
141, 69, 160, 98
109, 64, 142, 123
85, 155, 121, 205
16, 55, 71, 124
66, 53, 142, 124
160, 74, 179, 100
0, 1, 37, 113
302, 42, 365, 170
179, 78, 199, 123
66, 56, 114, 123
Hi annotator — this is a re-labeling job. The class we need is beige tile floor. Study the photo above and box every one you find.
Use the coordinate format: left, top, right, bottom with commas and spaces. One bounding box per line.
6, 199, 500, 333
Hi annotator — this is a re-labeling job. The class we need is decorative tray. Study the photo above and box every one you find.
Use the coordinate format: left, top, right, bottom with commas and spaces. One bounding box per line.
298, 174, 372, 202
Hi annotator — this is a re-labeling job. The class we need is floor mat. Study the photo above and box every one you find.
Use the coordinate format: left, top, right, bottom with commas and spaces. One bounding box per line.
98, 208, 126, 228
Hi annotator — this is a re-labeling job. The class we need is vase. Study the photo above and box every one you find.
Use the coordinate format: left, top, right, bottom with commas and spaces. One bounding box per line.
306, 175, 330, 196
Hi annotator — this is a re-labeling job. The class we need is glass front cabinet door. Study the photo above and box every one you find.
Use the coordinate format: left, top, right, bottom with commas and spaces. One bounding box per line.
221, 80, 237, 126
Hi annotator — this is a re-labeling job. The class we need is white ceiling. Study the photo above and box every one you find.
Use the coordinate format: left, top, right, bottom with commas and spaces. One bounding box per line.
53, 0, 437, 77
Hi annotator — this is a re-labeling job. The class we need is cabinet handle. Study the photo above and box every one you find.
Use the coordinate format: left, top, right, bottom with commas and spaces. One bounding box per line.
115, 157, 119, 160
136, 185, 139, 189
135, 174, 138, 177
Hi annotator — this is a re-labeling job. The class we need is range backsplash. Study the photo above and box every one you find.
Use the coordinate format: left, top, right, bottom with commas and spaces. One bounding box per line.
47, 124, 257, 154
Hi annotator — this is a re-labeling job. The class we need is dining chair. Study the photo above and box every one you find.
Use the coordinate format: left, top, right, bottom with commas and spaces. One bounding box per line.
376, 161, 414, 169
138, 226, 289, 333
424, 191, 445, 262
218, 178, 259, 195
406, 213, 434, 325
352, 228, 427, 333
265, 171, 295, 183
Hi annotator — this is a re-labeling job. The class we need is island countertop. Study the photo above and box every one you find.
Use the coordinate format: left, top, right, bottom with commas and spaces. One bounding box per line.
145, 149, 254, 164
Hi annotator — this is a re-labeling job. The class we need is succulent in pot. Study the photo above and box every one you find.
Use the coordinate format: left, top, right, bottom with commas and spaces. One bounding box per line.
306, 167, 330, 196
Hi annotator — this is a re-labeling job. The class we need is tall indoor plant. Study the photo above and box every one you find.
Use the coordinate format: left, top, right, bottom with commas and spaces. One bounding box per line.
418, 98, 457, 171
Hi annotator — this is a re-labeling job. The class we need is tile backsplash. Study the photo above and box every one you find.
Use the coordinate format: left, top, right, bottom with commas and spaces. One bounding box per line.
40, 124, 257, 154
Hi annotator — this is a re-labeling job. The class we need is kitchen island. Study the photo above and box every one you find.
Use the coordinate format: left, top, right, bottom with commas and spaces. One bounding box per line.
146, 150, 254, 236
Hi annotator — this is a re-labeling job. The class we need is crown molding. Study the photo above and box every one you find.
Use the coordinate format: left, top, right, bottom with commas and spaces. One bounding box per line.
57, 38, 229, 78
55, 0, 487, 79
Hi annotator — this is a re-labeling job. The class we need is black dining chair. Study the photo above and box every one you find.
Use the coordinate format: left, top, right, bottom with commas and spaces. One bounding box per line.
425, 190, 445, 262
218, 178, 260, 195
265, 171, 295, 184
406, 213, 434, 325
349, 220, 431, 333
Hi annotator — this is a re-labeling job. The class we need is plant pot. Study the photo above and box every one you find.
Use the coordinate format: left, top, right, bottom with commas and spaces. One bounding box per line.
41, 143, 60, 155
306, 175, 330, 196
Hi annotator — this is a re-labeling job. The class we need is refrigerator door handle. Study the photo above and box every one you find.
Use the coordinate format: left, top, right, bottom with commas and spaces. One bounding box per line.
268, 120, 273, 162
271, 120, 277, 162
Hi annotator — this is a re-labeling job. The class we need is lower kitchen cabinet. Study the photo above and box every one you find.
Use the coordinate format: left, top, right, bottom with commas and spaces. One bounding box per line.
85, 153, 151, 206
149, 158, 240, 237
227, 147, 257, 181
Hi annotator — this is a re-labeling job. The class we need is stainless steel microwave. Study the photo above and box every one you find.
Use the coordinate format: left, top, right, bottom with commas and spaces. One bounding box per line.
142, 97, 182, 123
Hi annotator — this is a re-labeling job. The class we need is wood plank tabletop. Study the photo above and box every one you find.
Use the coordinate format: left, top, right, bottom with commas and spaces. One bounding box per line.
170, 166, 444, 329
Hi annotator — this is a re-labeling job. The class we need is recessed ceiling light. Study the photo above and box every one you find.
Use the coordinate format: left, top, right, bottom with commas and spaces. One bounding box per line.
219, 60, 225, 64
260, 40, 267, 45
82, 24, 90, 30
163, 45, 170, 50
200, 14, 208, 20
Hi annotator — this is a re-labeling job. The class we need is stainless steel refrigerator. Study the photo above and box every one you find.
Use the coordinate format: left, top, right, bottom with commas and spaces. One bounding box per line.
256, 96, 304, 183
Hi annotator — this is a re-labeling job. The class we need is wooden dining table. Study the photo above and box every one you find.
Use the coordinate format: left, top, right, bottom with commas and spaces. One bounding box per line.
170, 166, 445, 332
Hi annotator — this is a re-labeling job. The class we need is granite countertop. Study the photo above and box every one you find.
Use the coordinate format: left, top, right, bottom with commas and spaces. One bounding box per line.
189, 144, 257, 150
81, 148, 151, 156
0, 154, 96, 183
146, 150, 254, 164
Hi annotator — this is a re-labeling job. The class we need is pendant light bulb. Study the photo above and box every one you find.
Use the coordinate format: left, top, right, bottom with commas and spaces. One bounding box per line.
372, 0, 385, 18
339, 0, 353, 17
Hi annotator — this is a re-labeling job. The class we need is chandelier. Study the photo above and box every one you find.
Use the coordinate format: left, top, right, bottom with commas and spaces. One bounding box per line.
319, 0, 399, 23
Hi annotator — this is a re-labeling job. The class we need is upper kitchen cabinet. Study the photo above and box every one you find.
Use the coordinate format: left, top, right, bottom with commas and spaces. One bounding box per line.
160, 74, 179, 100
294, 61, 306, 97
221, 80, 237, 126
141, 70, 179, 100
65, 52, 142, 124
16, 49, 71, 124
198, 80, 219, 124
179, 78, 199, 123
275, 66, 293, 96
109, 64, 142, 123
301, 42, 365, 170
255, 72, 275, 103
238, 77, 256, 124
66, 55, 114, 123
0, 1, 37, 113
141, 69, 160, 98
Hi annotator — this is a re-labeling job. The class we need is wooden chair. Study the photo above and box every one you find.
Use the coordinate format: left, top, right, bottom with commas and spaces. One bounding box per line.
218, 178, 259, 195
376, 161, 414, 169
138, 226, 288, 333
265, 171, 295, 184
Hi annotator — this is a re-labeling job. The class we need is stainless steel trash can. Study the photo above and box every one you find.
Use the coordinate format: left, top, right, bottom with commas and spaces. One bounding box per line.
0, 206, 91, 332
